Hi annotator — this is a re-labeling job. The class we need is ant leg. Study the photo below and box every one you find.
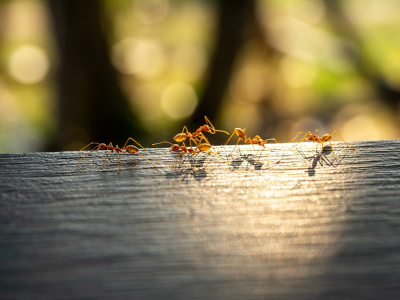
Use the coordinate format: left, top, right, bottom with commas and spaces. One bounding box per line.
191, 152, 197, 172
263, 138, 278, 143
172, 152, 185, 170
136, 153, 155, 166
292, 131, 312, 144
298, 131, 312, 143
117, 151, 120, 174
229, 138, 242, 156
102, 151, 111, 167
224, 130, 238, 146
189, 138, 199, 148
123, 137, 147, 149
251, 143, 256, 153
320, 142, 324, 158
79, 142, 99, 152
77, 144, 101, 165
258, 147, 269, 165
102, 142, 114, 167
189, 136, 199, 150
329, 142, 337, 159
197, 132, 209, 144
189, 138, 193, 150
181, 141, 195, 172
329, 131, 355, 150
182, 126, 190, 135
154, 149, 170, 166
255, 144, 263, 161
205, 150, 231, 163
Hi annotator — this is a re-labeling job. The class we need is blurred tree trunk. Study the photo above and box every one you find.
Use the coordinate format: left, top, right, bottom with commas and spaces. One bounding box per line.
190, 0, 256, 128
47, 0, 146, 151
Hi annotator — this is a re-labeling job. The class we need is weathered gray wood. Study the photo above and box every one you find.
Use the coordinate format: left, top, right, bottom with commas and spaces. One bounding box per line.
1, 140, 400, 300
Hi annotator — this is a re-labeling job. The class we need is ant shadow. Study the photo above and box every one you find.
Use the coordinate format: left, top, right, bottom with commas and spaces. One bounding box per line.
158, 153, 215, 182
295, 145, 354, 177
101, 155, 143, 173
76, 152, 147, 174
227, 150, 267, 172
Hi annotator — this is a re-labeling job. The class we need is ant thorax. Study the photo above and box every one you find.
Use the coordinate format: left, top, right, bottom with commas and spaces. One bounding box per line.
235, 128, 246, 138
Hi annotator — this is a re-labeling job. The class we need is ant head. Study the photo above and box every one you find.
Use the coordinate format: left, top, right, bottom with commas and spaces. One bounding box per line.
169, 144, 180, 152
256, 140, 264, 146
202, 125, 212, 133
97, 143, 107, 150
307, 134, 316, 141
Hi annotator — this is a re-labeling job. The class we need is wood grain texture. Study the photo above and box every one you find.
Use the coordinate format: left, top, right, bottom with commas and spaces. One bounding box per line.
1, 140, 400, 300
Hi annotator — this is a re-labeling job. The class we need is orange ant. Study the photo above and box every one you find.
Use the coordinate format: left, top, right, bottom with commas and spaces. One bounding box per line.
224, 128, 278, 157
77, 137, 154, 173
152, 140, 230, 171
173, 116, 229, 147
292, 129, 355, 159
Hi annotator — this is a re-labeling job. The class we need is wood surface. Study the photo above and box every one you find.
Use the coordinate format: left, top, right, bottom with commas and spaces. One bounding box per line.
1, 139, 400, 299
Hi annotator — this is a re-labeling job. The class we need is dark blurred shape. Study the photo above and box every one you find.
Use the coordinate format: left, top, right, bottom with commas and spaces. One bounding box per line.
47, 0, 146, 151
191, 0, 257, 127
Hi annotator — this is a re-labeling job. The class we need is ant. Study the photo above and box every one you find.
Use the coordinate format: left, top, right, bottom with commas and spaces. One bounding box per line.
291, 129, 355, 159
173, 116, 229, 147
152, 140, 230, 171
77, 137, 154, 173
224, 128, 278, 158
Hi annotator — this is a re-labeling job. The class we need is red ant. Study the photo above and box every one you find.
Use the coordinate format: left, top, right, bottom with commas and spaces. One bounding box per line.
224, 128, 278, 157
173, 116, 229, 147
152, 140, 230, 171
77, 137, 154, 173
292, 129, 355, 159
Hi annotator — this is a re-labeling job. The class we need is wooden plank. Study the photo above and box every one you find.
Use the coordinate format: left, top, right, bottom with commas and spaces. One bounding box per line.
1, 140, 400, 299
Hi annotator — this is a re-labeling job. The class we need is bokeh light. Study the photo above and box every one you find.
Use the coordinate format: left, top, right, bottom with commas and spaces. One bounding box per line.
280, 56, 318, 88
8, 45, 49, 84
0, 0, 400, 153
132, 0, 169, 25
160, 82, 198, 119
112, 38, 166, 79
0, 1, 49, 39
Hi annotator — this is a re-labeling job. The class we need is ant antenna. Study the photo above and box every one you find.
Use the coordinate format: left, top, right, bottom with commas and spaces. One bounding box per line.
152, 141, 174, 146
204, 116, 229, 135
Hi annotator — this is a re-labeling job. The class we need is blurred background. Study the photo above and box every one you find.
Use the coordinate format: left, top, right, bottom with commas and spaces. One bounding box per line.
0, 0, 400, 153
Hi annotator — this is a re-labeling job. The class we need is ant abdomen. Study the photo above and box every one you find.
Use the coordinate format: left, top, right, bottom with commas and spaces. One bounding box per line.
125, 145, 139, 154
173, 133, 187, 143
197, 143, 212, 152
